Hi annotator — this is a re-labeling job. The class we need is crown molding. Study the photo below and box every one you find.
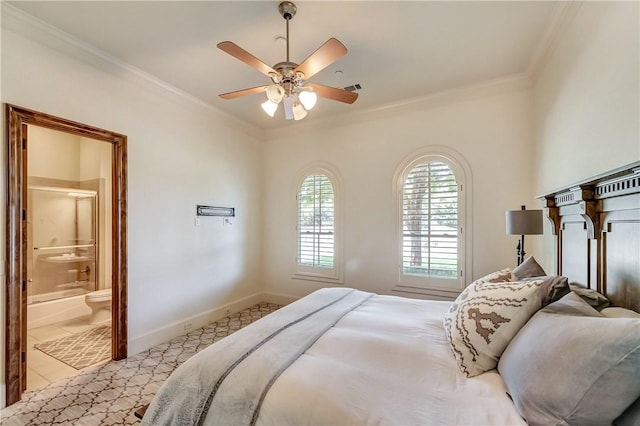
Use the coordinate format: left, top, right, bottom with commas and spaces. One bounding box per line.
2, 1, 578, 142
263, 73, 533, 141
1, 3, 265, 141
526, 1, 581, 83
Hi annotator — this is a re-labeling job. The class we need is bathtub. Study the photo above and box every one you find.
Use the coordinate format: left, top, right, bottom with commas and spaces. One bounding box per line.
27, 291, 92, 329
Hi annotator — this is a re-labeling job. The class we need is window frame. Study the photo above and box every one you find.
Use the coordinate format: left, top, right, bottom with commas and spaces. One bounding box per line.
293, 163, 343, 284
393, 147, 472, 297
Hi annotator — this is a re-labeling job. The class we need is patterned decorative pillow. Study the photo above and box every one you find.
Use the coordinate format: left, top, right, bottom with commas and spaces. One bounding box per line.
443, 278, 546, 377
473, 268, 512, 284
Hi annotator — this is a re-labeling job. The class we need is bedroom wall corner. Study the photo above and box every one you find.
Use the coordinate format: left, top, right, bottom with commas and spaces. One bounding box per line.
532, 1, 640, 273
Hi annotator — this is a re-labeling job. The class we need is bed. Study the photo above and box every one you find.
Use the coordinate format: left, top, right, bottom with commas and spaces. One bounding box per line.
140, 163, 640, 426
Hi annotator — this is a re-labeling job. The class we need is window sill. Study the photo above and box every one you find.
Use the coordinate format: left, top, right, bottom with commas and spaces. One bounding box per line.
392, 283, 460, 300
292, 273, 344, 285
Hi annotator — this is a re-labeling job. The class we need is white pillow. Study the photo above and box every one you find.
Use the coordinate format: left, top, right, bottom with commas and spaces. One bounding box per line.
443, 278, 546, 377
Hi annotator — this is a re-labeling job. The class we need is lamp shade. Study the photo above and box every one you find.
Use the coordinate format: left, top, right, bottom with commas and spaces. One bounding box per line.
266, 84, 284, 104
299, 91, 317, 110
292, 102, 307, 120
261, 100, 278, 117
506, 208, 543, 235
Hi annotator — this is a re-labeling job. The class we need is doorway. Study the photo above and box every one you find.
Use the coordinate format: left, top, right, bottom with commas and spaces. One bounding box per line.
5, 105, 128, 406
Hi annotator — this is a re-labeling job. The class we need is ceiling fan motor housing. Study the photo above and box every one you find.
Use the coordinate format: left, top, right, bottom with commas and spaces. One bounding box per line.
278, 2, 297, 20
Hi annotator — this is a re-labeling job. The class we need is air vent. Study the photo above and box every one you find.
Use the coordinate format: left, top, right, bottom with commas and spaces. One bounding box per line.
343, 83, 362, 92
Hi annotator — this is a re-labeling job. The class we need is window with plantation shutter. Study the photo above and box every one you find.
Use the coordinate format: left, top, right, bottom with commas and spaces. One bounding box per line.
298, 174, 334, 267
294, 166, 343, 283
402, 162, 458, 278
394, 151, 469, 296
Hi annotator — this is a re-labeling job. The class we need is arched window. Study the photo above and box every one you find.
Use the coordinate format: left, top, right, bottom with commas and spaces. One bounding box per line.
394, 148, 471, 296
403, 162, 458, 278
294, 164, 343, 283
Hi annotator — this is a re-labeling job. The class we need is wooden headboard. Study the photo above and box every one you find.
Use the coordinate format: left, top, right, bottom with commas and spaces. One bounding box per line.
541, 161, 640, 312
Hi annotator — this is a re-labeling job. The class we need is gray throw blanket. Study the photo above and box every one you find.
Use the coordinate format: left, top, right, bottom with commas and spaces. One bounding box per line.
142, 287, 373, 426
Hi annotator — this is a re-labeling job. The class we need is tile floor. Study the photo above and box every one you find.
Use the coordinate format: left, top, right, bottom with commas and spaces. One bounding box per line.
26, 315, 110, 391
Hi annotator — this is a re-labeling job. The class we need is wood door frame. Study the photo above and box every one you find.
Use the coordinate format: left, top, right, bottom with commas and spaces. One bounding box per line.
4, 104, 128, 406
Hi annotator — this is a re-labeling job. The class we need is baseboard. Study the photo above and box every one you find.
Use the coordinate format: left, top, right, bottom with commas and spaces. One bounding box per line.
0, 383, 5, 409
260, 292, 298, 306
127, 292, 297, 356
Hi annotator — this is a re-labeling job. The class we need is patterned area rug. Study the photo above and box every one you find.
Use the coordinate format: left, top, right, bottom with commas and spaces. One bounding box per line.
1, 302, 281, 425
35, 326, 112, 370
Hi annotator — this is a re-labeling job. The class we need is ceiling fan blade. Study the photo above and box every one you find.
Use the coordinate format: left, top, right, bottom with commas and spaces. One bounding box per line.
217, 41, 277, 77
306, 83, 358, 104
294, 38, 347, 80
219, 86, 267, 100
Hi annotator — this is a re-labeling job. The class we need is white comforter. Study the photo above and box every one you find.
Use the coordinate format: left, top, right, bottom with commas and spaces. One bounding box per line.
256, 293, 526, 425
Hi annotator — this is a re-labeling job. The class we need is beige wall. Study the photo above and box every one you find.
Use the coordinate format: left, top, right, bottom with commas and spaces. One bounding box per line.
1, 7, 263, 406
533, 2, 639, 194
532, 1, 639, 272
262, 87, 538, 299
28, 126, 81, 181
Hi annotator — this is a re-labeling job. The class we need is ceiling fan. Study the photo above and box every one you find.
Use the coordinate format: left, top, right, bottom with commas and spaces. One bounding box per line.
217, 1, 358, 121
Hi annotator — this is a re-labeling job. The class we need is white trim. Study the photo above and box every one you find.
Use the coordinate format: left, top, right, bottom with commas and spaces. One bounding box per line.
0, 384, 5, 410
392, 146, 473, 295
128, 292, 266, 356
526, 2, 580, 82
392, 285, 459, 301
292, 162, 344, 285
128, 291, 300, 357
263, 74, 532, 140
260, 292, 298, 306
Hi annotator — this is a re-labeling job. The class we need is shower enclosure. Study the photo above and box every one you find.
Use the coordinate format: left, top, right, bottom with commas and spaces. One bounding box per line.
27, 186, 98, 304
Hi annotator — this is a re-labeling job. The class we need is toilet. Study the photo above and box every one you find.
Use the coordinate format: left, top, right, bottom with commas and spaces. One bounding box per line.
85, 288, 112, 324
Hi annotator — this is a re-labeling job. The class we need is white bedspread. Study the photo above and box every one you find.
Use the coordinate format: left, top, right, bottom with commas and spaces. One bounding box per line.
256, 293, 526, 425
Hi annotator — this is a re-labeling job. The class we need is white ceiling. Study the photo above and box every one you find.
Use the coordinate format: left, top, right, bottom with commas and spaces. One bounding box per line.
7, 1, 561, 130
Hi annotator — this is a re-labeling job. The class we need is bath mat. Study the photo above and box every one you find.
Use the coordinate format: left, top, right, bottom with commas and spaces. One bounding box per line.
34, 325, 111, 370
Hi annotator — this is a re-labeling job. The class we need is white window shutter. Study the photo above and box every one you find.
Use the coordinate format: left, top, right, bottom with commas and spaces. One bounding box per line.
297, 174, 335, 268
401, 162, 458, 279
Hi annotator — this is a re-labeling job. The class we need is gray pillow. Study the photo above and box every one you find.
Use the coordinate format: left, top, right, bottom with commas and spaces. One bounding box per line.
511, 256, 546, 279
511, 257, 569, 306
570, 284, 610, 310
498, 292, 640, 426
615, 396, 640, 426
522, 275, 571, 307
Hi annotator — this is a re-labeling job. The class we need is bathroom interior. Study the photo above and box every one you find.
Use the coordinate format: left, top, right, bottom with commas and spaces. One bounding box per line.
26, 124, 113, 391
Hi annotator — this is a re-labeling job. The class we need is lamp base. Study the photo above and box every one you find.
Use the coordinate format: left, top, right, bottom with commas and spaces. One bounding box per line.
516, 235, 526, 266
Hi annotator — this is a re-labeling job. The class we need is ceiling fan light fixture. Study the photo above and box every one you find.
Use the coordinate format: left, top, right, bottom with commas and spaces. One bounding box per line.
261, 99, 279, 117
298, 90, 317, 110
292, 102, 308, 121
217, 1, 358, 121
266, 84, 285, 103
